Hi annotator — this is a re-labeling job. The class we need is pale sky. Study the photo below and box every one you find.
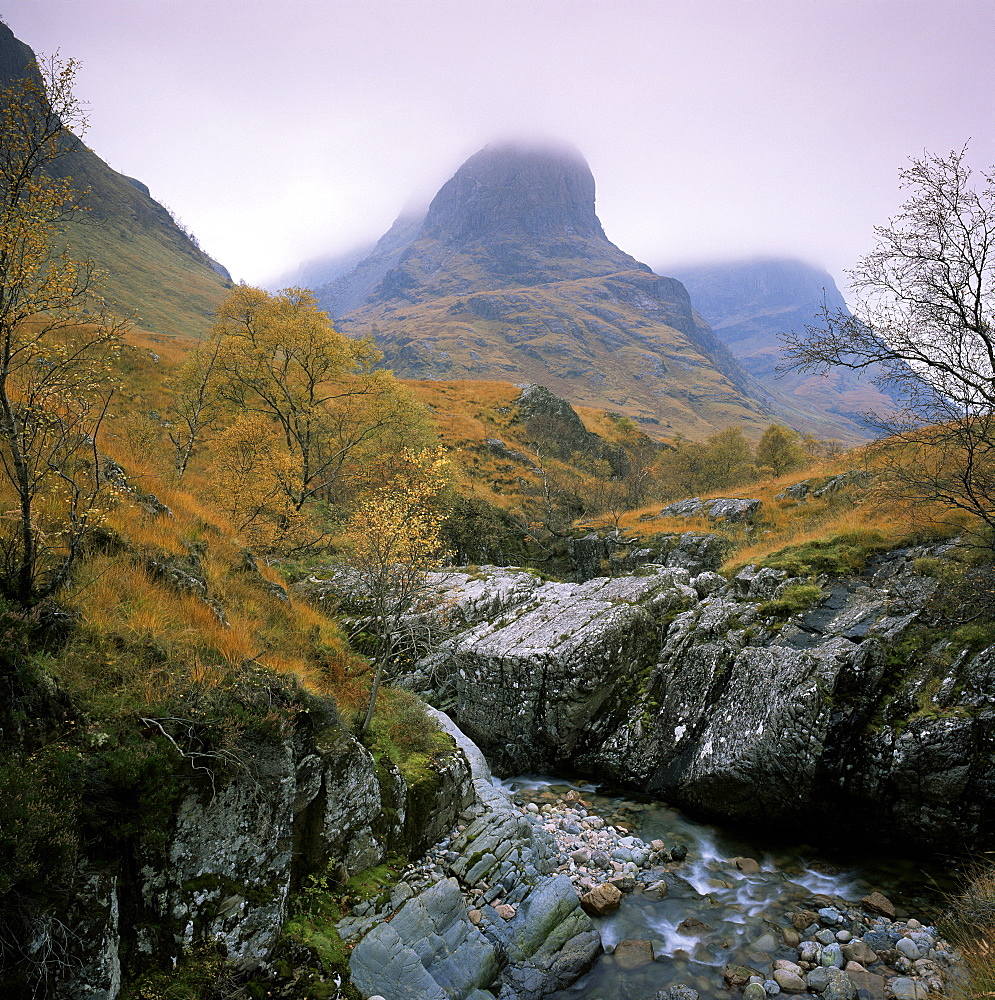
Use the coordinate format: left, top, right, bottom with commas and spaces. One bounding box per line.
3, 0, 993, 291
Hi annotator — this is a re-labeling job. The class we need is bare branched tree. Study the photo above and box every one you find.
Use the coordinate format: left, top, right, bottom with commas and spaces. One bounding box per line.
781, 147, 995, 545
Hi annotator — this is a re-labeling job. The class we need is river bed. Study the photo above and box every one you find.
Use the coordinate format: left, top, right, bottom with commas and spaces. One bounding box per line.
502, 777, 955, 1000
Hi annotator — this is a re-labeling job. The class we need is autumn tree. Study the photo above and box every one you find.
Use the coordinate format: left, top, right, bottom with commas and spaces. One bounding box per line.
198, 284, 429, 548
657, 426, 758, 498
0, 55, 125, 605
782, 147, 995, 545
165, 337, 223, 477
702, 425, 756, 488
342, 448, 451, 736
755, 424, 807, 477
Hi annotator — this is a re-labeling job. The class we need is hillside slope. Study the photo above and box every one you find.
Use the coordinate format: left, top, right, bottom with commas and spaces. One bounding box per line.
0, 22, 231, 338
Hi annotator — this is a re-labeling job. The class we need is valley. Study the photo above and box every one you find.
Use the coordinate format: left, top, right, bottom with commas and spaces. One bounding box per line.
0, 15, 992, 1000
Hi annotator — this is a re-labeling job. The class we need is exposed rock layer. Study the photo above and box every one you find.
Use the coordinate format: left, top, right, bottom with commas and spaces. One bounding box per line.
403, 545, 994, 851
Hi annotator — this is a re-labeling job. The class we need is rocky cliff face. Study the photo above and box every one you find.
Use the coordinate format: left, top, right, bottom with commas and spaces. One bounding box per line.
399, 540, 994, 853
316, 143, 774, 438
15, 711, 475, 999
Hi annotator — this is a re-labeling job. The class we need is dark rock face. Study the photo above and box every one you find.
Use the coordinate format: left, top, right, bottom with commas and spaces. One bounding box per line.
403, 546, 995, 852
423, 142, 608, 246
15, 714, 474, 998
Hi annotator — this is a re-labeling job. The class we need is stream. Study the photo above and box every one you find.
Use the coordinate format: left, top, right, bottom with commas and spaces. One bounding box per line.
502, 777, 954, 1000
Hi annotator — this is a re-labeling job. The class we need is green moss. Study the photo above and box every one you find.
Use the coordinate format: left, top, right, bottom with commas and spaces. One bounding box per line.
748, 530, 896, 577
757, 583, 825, 620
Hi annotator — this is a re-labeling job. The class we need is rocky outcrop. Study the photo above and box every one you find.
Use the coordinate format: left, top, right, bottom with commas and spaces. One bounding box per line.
658, 496, 762, 522
18, 712, 474, 998
347, 710, 601, 1000
405, 546, 995, 851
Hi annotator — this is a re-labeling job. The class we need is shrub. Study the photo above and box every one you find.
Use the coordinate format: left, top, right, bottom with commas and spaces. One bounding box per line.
939, 861, 995, 999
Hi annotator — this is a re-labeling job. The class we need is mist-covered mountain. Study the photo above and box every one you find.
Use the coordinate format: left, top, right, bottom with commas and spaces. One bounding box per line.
668, 258, 902, 436
315, 142, 776, 438
0, 22, 230, 338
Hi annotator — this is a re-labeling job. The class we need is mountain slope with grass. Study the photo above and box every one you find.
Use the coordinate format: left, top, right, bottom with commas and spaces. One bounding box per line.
315, 142, 779, 439
0, 21, 231, 338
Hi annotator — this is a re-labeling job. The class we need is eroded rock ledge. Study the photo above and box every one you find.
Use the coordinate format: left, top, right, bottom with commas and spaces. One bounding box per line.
400, 542, 995, 851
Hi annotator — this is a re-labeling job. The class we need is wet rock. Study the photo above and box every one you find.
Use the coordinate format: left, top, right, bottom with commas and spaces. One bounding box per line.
724, 965, 764, 989
670, 844, 688, 862
734, 856, 762, 874
677, 916, 713, 936
792, 910, 820, 930
848, 970, 886, 999
773, 968, 808, 993
886, 977, 929, 999
613, 939, 655, 970
349, 878, 498, 1000
861, 892, 896, 919
744, 984, 768, 1000
752, 932, 779, 952
642, 988, 700, 1000
823, 968, 858, 1000
609, 876, 636, 893
821, 942, 844, 968
842, 939, 877, 966
579, 883, 622, 916
895, 937, 920, 960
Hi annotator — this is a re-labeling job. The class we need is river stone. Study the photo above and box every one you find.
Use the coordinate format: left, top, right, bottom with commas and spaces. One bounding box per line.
843, 939, 878, 966
847, 970, 885, 999
806, 966, 832, 992
822, 969, 857, 1000
798, 941, 820, 963
744, 984, 767, 1000
752, 932, 779, 952
792, 910, 820, 930
725, 965, 764, 989
763, 981, 781, 996
782, 927, 801, 947
610, 876, 637, 892
579, 883, 622, 917
677, 916, 713, 936
734, 856, 762, 874
821, 942, 844, 968
614, 939, 655, 970
861, 892, 896, 919
816, 928, 837, 945
772, 969, 808, 993
819, 907, 844, 925
862, 929, 899, 952
647, 988, 700, 1000
895, 938, 920, 960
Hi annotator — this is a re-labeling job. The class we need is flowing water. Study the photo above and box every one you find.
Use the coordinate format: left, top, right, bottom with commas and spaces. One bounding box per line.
503, 777, 954, 1000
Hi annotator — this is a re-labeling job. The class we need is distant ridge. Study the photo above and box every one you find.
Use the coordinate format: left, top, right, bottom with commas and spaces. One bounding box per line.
668, 258, 903, 436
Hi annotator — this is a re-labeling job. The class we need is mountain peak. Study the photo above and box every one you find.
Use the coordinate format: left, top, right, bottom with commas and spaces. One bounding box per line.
422, 140, 606, 245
